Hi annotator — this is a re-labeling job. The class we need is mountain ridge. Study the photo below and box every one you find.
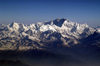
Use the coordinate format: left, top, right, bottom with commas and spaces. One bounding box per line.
0, 18, 99, 50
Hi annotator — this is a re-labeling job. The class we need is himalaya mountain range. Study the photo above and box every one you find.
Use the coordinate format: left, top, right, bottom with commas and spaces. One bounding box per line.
0, 18, 100, 66
0, 18, 100, 50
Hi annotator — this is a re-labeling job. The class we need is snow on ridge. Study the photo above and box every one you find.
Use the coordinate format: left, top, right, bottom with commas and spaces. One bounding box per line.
3, 18, 96, 38
0, 18, 98, 50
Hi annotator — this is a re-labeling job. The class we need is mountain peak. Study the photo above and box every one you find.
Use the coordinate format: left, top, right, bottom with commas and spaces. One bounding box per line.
96, 26, 100, 33
10, 22, 19, 26
52, 18, 68, 27
54, 18, 67, 22
9, 22, 20, 30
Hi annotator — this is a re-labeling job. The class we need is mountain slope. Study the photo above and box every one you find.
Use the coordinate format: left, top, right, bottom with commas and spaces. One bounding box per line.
0, 18, 99, 50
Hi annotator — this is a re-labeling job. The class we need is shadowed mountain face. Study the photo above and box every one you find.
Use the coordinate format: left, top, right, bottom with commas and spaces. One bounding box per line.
52, 18, 67, 27
0, 19, 100, 66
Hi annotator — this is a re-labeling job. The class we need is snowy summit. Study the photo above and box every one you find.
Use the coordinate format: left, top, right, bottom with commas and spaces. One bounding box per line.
0, 18, 99, 50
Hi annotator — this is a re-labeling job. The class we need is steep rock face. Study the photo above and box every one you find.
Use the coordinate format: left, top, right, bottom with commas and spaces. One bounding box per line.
81, 31, 100, 47
0, 18, 98, 50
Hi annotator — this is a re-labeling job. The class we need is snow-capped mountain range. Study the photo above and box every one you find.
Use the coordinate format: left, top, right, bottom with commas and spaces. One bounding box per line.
0, 18, 100, 50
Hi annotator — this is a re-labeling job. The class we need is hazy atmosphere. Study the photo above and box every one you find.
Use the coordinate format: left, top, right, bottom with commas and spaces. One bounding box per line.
0, 0, 100, 66
0, 0, 100, 27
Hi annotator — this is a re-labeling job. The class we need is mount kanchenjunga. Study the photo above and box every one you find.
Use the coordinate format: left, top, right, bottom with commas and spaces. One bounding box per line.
0, 19, 97, 50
